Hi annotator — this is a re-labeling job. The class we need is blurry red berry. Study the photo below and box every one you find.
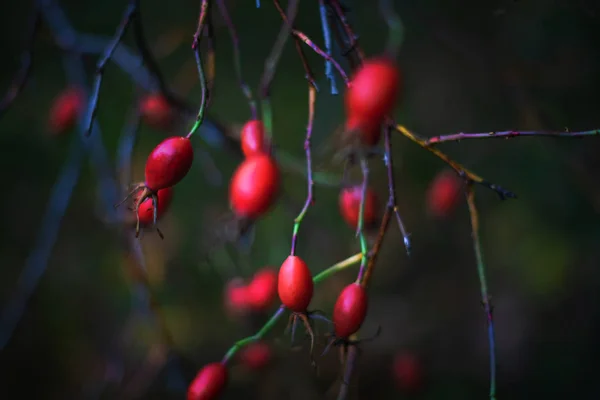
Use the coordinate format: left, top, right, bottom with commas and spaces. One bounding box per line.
246, 268, 278, 312
240, 119, 268, 157
277, 255, 313, 313
345, 116, 382, 146
333, 283, 368, 338
426, 170, 462, 217
339, 185, 379, 229
345, 57, 401, 137
48, 87, 85, 135
188, 362, 227, 400
224, 278, 250, 317
229, 154, 280, 219
139, 93, 175, 130
135, 187, 174, 226
144, 136, 194, 191
392, 353, 422, 392
239, 341, 272, 370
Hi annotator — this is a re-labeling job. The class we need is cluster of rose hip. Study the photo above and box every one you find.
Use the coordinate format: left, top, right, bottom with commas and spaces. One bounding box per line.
46, 54, 465, 399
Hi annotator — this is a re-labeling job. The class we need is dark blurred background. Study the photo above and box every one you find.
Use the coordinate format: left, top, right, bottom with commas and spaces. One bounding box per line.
1, 0, 600, 399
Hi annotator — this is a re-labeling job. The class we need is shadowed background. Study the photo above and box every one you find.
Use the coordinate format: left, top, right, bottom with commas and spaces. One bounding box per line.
1, 0, 600, 399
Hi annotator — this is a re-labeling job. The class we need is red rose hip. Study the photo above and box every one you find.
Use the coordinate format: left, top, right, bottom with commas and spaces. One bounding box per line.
139, 93, 174, 130
188, 362, 228, 400
229, 154, 280, 219
246, 268, 278, 312
345, 57, 401, 125
239, 341, 272, 370
145, 136, 194, 191
277, 255, 313, 312
135, 187, 174, 226
240, 119, 268, 157
339, 185, 379, 229
333, 283, 368, 338
48, 87, 85, 135
426, 170, 462, 217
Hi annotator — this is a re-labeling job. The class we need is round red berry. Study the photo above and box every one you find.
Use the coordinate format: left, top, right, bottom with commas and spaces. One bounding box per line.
240, 119, 268, 157
426, 170, 462, 217
144, 136, 194, 191
48, 87, 85, 135
246, 268, 278, 312
239, 341, 272, 370
277, 255, 313, 313
345, 57, 401, 129
339, 185, 379, 229
333, 283, 368, 338
135, 186, 174, 226
188, 362, 228, 400
224, 278, 250, 317
392, 353, 422, 392
139, 93, 174, 130
229, 154, 280, 219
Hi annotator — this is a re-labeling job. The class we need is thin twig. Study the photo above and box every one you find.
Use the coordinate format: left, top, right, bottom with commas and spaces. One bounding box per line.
465, 183, 497, 400
355, 157, 371, 283
327, 0, 364, 62
131, 0, 192, 113
318, 0, 338, 94
395, 124, 517, 200
290, 84, 317, 255
426, 129, 600, 145
187, 0, 211, 139
258, 0, 300, 138
217, 0, 257, 118
0, 7, 40, 118
291, 28, 349, 85
383, 123, 411, 255
84, 1, 137, 137
204, 9, 216, 99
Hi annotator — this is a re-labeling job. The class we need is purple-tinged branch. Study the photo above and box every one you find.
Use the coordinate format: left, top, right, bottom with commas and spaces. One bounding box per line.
291, 29, 349, 86
290, 85, 317, 255
395, 124, 517, 200
327, 0, 364, 62
217, 0, 257, 119
426, 128, 600, 145
465, 183, 497, 400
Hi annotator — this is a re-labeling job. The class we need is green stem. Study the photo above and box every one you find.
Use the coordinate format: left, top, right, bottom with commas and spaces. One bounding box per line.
378, 0, 404, 58
221, 253, 362, 364
186, 47, 207, 139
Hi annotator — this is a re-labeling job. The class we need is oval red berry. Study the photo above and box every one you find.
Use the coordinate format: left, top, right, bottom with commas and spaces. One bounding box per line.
246, 268, 278, 312
339, 185, 379, 229
426, 170, 462, 217
240, 119, 268, 157
345, 57, 401, 126
188, 362, 228, 400
239, 341, 272, 370
144, 136, 194, 191
333, 283, 368, 338
139, 93, 174, 130
229, 154, 280, 219
277, 255, 313, 312
48, 87, 85, 135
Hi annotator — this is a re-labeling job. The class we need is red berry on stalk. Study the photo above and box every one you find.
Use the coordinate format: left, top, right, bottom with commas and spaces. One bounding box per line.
392, 353, 422, 392
188, 362, 228, 400
48, 87, 85, 135
345, 57, 401, 140
224, 278, 250, 317
135, 187, 174, 226
240, 119, 268, 157
426, 170, 462, 218
333, 283, 368, 338
144, 136, 194, 191
229, 154, 280, 219
246, 268, 278, 312
277, 255, 313, 313
139, 93, 174, 130
339, 185, 379, 229
239, 341, 272, 370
